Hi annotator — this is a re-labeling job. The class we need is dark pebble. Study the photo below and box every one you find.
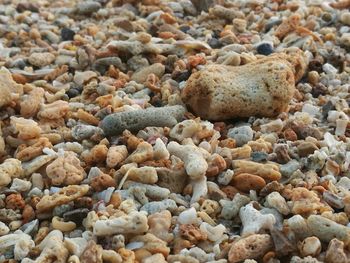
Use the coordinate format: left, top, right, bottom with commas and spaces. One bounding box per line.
251, 151, 269, 162
208, 38, 222, 49
16, 3, 39, 12
311, 83, 328, 98
61, 28, 75, 41
256, 43, 274, 56
179, 25, 191, 33
308, 59, 323, 73
63, 208, 89, 224
191, 0, 214, 12
322, 101, 335, 118
174, 70, 191, 82
66, 88, 81, 98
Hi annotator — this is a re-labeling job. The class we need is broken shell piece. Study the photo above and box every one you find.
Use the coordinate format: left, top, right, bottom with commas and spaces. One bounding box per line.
287, 215, 312, 241
153, 138, 170, 160
167, 141, 209, 180
220, 193, 250, 220
22, 154, 56, 177
265, 191, 290, 215
93, 211, 149, 236
125, 142, 154, 164
170, 119, 202, 142
141, 199, 177, 214
239, 203, 276, 236
199, 222, 226, 242
178, 207, 199, 225
64, 237, 88, 257
0, 230, 34, 260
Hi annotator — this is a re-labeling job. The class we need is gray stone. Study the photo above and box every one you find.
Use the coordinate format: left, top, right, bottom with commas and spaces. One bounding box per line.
280, 160, 301, 177
100, 105, 186, 136
307, 215, 350, 244
227, 125, 254, 146
76, 1, 101, 15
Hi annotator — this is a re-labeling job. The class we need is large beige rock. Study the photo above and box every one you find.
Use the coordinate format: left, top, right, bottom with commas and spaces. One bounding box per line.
0, 67, 23, 108
182, 53, 305, 121
228, 234, 273, 263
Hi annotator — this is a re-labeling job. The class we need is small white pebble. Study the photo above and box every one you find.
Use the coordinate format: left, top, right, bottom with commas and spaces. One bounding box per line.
0, 221, 10, 236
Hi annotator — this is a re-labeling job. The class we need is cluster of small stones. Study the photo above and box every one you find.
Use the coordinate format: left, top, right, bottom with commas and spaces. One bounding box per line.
0, 0, 350, 263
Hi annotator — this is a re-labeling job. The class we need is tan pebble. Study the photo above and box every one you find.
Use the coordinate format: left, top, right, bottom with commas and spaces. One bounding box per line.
297, 141, 318, 157
325, 238, 348, 263
108, 193, 122, 208
36, 185, 89, 213
46, 151, 86, 186
83, 144, 108, 164
340, 33, 350, 47
0, 68, 23, 108
91, 172, 116, 191
232, 160, 281, 181
77, 109, 100, 125
228, 234, 273, 263
22, 204, 35, 223
10, 116, 41, 140
230, 145, 252, 159
106, 145, 128, 168
102, 249, 122, 263
131, 233, 170, 257
0, 158, 23, 187
180, 224, 207, 244
125, 141, 153, 164
172, 236, 192, 254
200, 199, 220, 217
118, 248, 136, 263
127, 166, 158, 184
28, 52, 55, 67
148, 210, 173, 242
142, 253, 167, 263
131, 63, 165, 84
15, 137, 52, 161
80, 240, 103, 263
206, 153, 227, 177
231, 173, 266, 192
299, 236, 321, 257
134, 249, 152, 262
308, 71, 319, 85
52, 216, 76, 232
6, 193, 25, 210
340, 12, 350, 25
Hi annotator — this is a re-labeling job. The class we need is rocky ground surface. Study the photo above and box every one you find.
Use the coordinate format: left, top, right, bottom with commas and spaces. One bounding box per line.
0, 0, 350, 262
